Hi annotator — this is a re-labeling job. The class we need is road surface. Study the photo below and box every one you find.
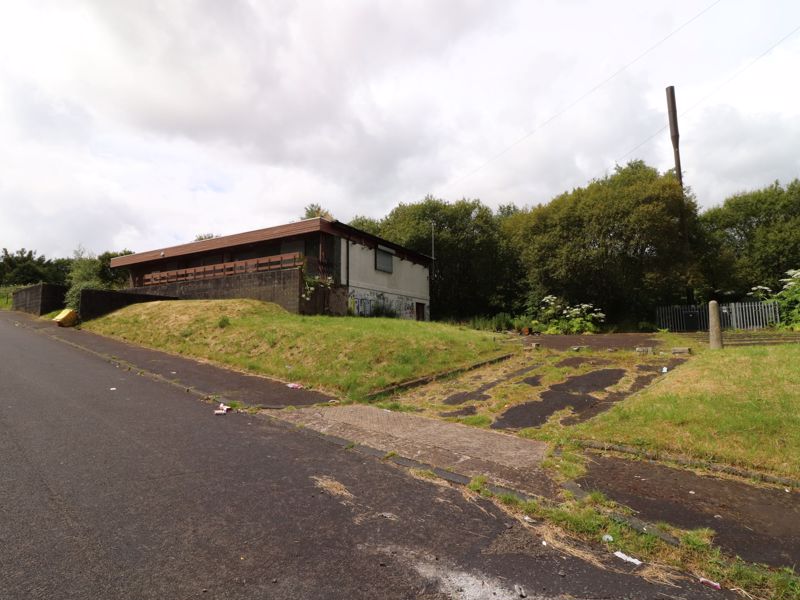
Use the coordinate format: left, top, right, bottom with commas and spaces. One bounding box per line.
0, 311, 722, 599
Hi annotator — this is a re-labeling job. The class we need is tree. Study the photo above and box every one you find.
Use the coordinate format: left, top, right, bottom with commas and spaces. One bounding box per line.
701, 179, 800, 295
193, 233, 219, 241
377, 196, 515, 320
348, 215, 382, 235
64, 247, 134, 309
0, 248, 70, 286
302, 204, 334, 220
507, 161, 700, 323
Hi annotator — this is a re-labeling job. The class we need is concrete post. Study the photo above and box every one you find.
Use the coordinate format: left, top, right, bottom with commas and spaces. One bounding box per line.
709, 300, 723, 350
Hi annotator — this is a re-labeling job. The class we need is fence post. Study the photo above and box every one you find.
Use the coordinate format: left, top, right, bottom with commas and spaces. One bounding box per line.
709, 300, 723, 349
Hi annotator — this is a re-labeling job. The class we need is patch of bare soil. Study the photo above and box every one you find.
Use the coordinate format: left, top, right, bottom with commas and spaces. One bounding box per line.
442, 364, 540, 405
520, 375, 541, 386
491, 369, 627, 430
438, 406, 477, 418
524, 333, 658, 351
554, 357, 613, 368
578, 455, 800, 568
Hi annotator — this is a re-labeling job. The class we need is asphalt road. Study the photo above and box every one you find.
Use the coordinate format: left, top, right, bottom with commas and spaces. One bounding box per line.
0, 311, 724, 599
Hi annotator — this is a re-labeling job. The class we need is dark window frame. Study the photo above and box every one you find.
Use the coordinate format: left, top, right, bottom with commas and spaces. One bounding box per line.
375, 247, 394, 273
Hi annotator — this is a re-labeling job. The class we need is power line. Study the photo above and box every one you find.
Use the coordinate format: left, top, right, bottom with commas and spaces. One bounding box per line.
612, 21, 800, 167
436, 0, 725, 194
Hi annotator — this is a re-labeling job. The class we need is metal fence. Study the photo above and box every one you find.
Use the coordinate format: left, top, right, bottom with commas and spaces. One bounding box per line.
656, 301, 780, 332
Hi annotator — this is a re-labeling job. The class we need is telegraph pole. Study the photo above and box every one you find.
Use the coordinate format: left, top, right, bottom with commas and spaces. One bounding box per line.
666, 86, 683, 188
666, 85, 693, 305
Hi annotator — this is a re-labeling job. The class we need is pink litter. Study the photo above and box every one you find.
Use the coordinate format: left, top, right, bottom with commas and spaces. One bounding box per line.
699, 577, 721, 590
214, 403, 232, 415
286, 383, 304, 389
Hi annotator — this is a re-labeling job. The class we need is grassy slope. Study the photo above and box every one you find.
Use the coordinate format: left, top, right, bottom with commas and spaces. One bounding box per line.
84, 299, 507, 400
572, 344, 800, 477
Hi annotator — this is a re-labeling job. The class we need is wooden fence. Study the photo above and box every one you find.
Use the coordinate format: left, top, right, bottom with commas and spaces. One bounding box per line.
142, 252, 303, 286
656, 301, 781, 332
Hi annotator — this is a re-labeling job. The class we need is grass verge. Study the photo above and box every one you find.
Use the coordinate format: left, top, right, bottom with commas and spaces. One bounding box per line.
83, 299, 507, 400
566, 344, 800, 479
468, 476, 799, 600
0, 285, 21, 310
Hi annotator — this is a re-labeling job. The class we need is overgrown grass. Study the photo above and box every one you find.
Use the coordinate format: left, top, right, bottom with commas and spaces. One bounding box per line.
571, 344, 800, 478
84, 299, 506, 400
467, 476, 800, 600
0, 285, 21, 310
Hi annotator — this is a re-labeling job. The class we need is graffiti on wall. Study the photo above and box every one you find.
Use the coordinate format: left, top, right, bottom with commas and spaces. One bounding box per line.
347, 287, 425, 320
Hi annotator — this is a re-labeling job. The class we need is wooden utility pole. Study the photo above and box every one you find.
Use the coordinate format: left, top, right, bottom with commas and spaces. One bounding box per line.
666, 86, 683, 188
666, 85, 693, 305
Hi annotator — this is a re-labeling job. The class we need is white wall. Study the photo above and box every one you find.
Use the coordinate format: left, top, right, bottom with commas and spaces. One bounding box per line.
340, 238, 430, 319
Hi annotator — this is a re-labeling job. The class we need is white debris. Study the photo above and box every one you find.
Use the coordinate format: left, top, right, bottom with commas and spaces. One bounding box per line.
286, 383, 304, 389
602, 534, 614, 542
613, 551, 643, 566
214, 402, 232, 415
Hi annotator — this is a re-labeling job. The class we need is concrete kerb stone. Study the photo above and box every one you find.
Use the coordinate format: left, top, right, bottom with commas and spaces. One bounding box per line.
364, 352, 515, 401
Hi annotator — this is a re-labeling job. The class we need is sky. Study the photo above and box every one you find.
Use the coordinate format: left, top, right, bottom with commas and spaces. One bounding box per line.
1, 0, 799, 258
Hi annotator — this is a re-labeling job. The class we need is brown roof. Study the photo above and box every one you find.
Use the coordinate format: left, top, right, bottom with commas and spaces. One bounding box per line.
110, 217, 431, 268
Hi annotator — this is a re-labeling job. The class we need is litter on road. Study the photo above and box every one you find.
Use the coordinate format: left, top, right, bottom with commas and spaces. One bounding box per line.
286, 383, 304, 389
699, 577, 722, 590
613, 551, 643, 566
214, 403, 232, 415
109, 387, 117, 391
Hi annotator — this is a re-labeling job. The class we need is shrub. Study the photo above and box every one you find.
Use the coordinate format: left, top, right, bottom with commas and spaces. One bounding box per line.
775, 268, 800, 330
370, 302, 398, 318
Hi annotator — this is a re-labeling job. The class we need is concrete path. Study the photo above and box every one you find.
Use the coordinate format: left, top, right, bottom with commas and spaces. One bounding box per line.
274, 405, 559, 499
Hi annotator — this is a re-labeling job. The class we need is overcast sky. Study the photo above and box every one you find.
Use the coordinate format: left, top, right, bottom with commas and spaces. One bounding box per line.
1, 0, 799, 258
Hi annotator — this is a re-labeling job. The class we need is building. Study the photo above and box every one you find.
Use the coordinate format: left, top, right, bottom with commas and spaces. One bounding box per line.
110, 218, 431, 320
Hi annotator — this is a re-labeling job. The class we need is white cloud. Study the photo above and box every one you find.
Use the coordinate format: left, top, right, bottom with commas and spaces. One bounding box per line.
1, 0, 799, 257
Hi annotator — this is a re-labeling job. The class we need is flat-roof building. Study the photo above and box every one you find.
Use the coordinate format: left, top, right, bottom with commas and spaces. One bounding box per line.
111, 218, 431, 320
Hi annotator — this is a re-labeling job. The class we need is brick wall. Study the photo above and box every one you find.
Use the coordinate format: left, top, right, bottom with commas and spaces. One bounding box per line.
11, 283, 67, 315
129, 268, 303, 313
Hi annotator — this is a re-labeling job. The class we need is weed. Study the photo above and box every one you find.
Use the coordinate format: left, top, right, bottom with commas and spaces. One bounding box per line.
217, 315, 231, 328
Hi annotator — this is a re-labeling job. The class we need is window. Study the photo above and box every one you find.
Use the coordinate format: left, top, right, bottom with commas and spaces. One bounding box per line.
375, 247, 393, 273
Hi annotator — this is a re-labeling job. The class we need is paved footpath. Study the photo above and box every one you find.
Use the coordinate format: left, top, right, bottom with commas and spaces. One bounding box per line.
0, 310, 729, 598
274, 405, 559, 499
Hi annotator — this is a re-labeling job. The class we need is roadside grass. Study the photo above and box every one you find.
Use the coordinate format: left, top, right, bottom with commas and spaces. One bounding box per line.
83, 299, 506, 400
568, 344, 800, 479
0, 285, 21, 310
467, 476, 800, 600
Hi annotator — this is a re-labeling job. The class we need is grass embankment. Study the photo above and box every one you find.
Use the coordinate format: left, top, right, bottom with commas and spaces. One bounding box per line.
570, 344, 800, 479
84, 299, 506, 400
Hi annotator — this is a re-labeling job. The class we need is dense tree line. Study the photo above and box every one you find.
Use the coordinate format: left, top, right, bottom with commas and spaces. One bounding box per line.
0, 248, 71, 287
352, 161, 800, 324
